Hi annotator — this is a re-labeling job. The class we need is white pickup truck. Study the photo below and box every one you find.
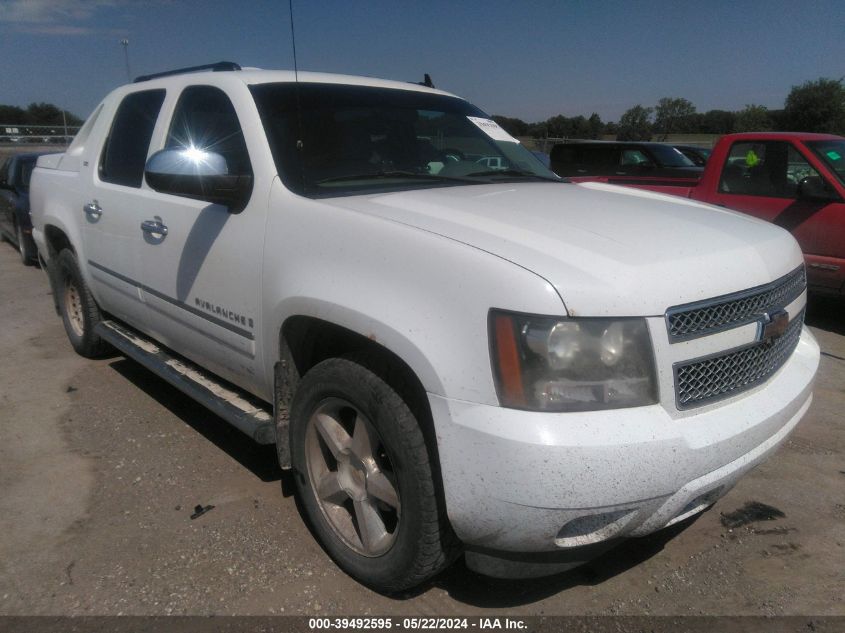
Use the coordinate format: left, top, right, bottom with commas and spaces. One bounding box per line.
30, 62, 819, 592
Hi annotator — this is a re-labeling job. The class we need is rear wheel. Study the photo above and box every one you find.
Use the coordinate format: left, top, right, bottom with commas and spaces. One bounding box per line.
55, 249, 108, 358
290, 356, 456, 593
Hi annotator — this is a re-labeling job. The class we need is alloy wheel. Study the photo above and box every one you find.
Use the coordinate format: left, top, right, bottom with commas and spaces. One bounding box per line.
304, 397, 401, 557
64, 278, 85, 337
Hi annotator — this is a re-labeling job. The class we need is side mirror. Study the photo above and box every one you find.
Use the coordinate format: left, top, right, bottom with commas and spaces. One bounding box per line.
144, 148, 252, 212
797, 175, 838, 202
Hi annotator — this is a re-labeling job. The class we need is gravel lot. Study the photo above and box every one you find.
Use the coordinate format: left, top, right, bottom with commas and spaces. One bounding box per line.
0, 227, 843, 616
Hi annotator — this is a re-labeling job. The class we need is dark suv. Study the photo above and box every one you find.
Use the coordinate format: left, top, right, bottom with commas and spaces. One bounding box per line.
550, 141, 703, 186
0, 152, 52, 264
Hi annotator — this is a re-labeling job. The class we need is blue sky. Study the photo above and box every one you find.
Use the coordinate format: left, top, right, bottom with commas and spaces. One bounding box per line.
1, 0, 844, 123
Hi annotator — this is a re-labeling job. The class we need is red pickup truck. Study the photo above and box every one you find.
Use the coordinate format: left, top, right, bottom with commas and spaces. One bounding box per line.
557, 133, 845, 296
687, 133, 845, 295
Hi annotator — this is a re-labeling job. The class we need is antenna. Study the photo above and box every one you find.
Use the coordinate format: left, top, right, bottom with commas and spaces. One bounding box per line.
288, 0, 300, 85
288, 0, 306, 189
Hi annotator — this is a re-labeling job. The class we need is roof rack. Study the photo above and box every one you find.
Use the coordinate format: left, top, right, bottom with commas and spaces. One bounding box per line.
133, 61, 242, 83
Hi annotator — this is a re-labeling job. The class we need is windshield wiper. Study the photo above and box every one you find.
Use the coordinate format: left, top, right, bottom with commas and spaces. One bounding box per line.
317, 170, 477, 184
463, 169, 562, 182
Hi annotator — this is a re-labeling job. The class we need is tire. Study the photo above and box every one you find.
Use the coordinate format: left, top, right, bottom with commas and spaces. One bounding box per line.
15, 221, 35, 265
290, 356, 457, 593
55, 248, 108, 358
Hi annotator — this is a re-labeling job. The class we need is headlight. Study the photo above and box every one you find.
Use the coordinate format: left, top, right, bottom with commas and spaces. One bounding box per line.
489, 310, 658, 412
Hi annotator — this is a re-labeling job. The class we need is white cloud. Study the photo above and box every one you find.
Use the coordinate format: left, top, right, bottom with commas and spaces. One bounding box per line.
0, 0, 120, 22
0, 0, 129, 35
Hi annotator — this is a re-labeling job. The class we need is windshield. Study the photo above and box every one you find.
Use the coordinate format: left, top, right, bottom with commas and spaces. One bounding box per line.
648, 144, 696, 167
250, 83, 560, 197
806, 140, 845, 186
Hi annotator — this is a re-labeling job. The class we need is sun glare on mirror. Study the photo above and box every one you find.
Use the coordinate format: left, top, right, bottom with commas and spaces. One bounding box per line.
182, 145, 209, 164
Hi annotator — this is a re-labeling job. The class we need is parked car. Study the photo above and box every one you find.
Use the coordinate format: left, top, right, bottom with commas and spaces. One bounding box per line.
549, 141, 703, 188
0, 151, 53, 264
687, 133, 845, 296
475, 155, 509, 170
673, 144, 712, 166
584, 133, 845, 297
30, 64, 819, 592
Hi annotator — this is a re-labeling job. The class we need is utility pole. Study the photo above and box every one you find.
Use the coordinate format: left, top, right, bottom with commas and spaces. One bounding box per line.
62, 109, 68, 144
121, 39, 131, 82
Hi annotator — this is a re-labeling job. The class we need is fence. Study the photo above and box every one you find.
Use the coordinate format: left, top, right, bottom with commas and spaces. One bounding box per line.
1, 123, 81, 146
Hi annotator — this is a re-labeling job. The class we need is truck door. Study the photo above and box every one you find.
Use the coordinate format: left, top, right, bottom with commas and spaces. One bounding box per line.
84, 89, 166, 325
135, 84, 267, 396
706, 139, 843, 290
798, 139, 845, 293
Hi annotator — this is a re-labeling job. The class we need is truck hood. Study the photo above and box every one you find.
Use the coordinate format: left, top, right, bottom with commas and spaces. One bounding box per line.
328, 181, 803, 316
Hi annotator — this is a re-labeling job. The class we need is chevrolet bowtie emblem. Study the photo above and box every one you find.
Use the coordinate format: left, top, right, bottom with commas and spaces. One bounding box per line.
759, 310, 789, 344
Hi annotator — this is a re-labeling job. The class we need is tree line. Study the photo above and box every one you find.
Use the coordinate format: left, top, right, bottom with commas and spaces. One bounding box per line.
4, 76, 845, 141
0, 103, 82, 127
493, 77, 845, 141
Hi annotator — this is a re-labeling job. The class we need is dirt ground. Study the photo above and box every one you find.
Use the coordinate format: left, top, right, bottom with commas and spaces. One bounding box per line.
0, 240, 843, 617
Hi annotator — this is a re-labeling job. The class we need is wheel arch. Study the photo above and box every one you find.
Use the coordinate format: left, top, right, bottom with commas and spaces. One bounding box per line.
43, 223, 74, 259
42, 223, 76, 314
269, 298, 445, 403
272, 309, 445, 492
278, 313, 437, 412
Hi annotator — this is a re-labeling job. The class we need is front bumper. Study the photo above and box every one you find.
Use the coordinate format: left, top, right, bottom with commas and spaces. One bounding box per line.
428, 327, 819, 568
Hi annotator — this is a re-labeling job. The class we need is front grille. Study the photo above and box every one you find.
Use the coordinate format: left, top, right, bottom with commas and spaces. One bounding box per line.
666, 266, 806, 342
674, 309, 804, 409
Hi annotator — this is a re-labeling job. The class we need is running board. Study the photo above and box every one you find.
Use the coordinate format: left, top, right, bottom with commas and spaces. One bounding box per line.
95, 320, 275, 444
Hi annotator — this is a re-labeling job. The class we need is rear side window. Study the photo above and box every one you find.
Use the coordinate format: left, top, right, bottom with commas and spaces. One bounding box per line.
550, 145, 577, 164
719, 141, 820, 198
581, 145, 618, 168
165, 85, 252, 176
551, 144, 618, 170
100, 90, 165, 188
620, 148, 652, 166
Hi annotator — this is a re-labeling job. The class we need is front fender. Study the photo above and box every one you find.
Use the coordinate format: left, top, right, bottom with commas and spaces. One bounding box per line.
261, 181, 566, 404
270, 296, 446, 396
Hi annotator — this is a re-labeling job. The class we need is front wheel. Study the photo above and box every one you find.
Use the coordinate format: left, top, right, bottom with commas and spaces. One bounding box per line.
55, 249, 108, 358
290, 356, 456, 593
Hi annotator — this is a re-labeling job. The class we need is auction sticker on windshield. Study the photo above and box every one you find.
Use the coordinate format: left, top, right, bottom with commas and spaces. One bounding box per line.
467, 116, 520, 143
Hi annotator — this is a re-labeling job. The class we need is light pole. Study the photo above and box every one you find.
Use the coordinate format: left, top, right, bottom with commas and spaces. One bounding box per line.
121, 39, 131, 82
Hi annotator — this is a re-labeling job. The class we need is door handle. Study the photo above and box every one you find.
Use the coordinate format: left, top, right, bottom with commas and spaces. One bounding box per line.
140, 219, 168, 237
83, 202, 102, 219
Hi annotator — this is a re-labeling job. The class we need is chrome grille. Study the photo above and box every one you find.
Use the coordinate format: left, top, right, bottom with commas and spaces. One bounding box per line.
666, 266, 805, 342
674, 309, 804, 409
